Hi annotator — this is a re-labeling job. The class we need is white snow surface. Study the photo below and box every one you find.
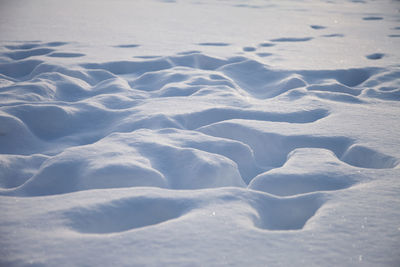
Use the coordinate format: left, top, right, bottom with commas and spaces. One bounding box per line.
1, 0, 400, 266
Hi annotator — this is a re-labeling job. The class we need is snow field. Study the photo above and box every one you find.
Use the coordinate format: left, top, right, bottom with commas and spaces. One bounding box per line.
1, 0, 400, 265
1, 42, 398, 221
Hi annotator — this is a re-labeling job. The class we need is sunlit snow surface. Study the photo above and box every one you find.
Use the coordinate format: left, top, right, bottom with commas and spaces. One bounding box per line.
0, 0, 400, 266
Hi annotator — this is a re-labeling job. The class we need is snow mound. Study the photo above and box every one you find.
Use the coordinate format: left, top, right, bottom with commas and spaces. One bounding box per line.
249, 148, 359, 196
8, 129, 247, 196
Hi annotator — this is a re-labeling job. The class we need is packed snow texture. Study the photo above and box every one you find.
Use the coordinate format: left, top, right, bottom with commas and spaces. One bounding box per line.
1, 0, 400, 266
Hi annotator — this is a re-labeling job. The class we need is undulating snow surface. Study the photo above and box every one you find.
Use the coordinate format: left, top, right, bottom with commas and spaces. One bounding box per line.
1, 0, 400, 266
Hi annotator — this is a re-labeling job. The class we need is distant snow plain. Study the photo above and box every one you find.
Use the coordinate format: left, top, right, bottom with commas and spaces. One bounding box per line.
0, 0, 400, 266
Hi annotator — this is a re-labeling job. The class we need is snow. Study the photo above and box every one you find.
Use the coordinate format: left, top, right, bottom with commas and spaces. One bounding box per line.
1, 0, 400, 266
